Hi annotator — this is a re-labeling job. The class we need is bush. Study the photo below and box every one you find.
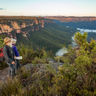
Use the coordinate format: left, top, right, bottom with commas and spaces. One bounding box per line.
0, 65, 55, 96
18, 44, 48, 65
51, 32, 96, 96
0, 78, 22, 96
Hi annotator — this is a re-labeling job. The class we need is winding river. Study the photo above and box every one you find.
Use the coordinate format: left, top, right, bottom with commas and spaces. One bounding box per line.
56, 28, 96, 56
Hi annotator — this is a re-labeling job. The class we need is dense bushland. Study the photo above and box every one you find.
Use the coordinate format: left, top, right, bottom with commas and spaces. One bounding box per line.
0, 32, 96, 96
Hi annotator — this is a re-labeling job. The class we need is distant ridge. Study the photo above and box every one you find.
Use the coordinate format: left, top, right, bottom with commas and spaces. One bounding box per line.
0, 16, 44, 20
45, 16, 96, 22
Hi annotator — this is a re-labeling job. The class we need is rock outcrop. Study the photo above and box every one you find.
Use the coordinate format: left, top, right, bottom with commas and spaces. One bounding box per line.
0, 17, 45, 38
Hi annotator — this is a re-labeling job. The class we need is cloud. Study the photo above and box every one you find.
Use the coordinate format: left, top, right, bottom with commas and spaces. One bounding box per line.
0, 8, 5, 10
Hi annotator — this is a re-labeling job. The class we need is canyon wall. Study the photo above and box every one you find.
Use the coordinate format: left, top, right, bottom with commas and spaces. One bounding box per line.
0, 17, 45, 38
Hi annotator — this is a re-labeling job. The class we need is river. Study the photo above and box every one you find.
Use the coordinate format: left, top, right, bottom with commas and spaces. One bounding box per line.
56, 28, 96, 56
56, 47, 68, 56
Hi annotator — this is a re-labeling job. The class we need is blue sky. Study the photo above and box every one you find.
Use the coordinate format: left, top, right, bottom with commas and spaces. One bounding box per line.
0, 0, 96, 16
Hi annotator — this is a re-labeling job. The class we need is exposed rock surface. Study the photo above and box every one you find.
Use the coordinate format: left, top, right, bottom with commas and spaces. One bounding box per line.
0, 61, 63, 83
0, 17, 45, 38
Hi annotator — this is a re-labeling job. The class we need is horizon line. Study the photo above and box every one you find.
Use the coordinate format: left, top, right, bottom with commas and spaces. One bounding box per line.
0, 15, 96, 17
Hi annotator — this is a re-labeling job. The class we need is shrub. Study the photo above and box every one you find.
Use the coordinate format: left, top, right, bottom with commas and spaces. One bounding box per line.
18, 44, 48, 65
0, 78, 22, 96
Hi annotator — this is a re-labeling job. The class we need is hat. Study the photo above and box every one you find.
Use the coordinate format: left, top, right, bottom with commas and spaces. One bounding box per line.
11, 38, 17, 44
4, 37, 11, 44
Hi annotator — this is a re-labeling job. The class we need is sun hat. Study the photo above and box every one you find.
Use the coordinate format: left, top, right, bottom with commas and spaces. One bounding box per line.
4, 37, 11, 44
11, 38, 17, 44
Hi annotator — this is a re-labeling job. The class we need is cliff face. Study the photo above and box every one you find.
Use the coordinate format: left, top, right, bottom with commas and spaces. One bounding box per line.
0, 17, 45, 38
45, 16, 96, 22
0, 24, 12, 33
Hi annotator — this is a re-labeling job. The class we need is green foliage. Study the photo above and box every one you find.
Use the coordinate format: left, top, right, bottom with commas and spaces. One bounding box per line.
75, 55, 92, 66
53, 32, 96, 95
18, 44, 48, 64
0, 65, 55, 96
0, 35, 8, 69
0, 32, 96, 96
74, 32, 88, 46
0, 78, 22, 96
0, 35, 5, 48
17, 22, 75, 55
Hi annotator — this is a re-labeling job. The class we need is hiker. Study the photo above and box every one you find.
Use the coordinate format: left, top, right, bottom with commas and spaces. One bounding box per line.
11, 38, 21, 71
3, 37, 16, 78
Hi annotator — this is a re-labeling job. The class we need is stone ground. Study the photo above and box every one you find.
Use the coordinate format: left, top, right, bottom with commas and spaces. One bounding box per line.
0, 61, 63, 83
0, 67, 9, 82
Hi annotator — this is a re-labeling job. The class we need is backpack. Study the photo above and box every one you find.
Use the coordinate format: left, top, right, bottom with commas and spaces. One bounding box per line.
0, 48, 4, 62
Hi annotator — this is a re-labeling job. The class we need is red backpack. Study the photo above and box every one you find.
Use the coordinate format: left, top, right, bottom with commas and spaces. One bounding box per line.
0, 48, 4, 61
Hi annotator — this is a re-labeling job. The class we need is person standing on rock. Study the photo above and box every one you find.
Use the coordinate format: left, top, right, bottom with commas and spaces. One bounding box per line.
3, 37, 16, 78
11, 38, 21, 71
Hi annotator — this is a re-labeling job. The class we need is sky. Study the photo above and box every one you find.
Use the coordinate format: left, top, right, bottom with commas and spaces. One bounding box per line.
0, 0, 96, 16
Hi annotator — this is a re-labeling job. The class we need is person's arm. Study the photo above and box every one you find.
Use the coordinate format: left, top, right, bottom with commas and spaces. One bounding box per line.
13, 46, 19, 56
3, 46, 13, 64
